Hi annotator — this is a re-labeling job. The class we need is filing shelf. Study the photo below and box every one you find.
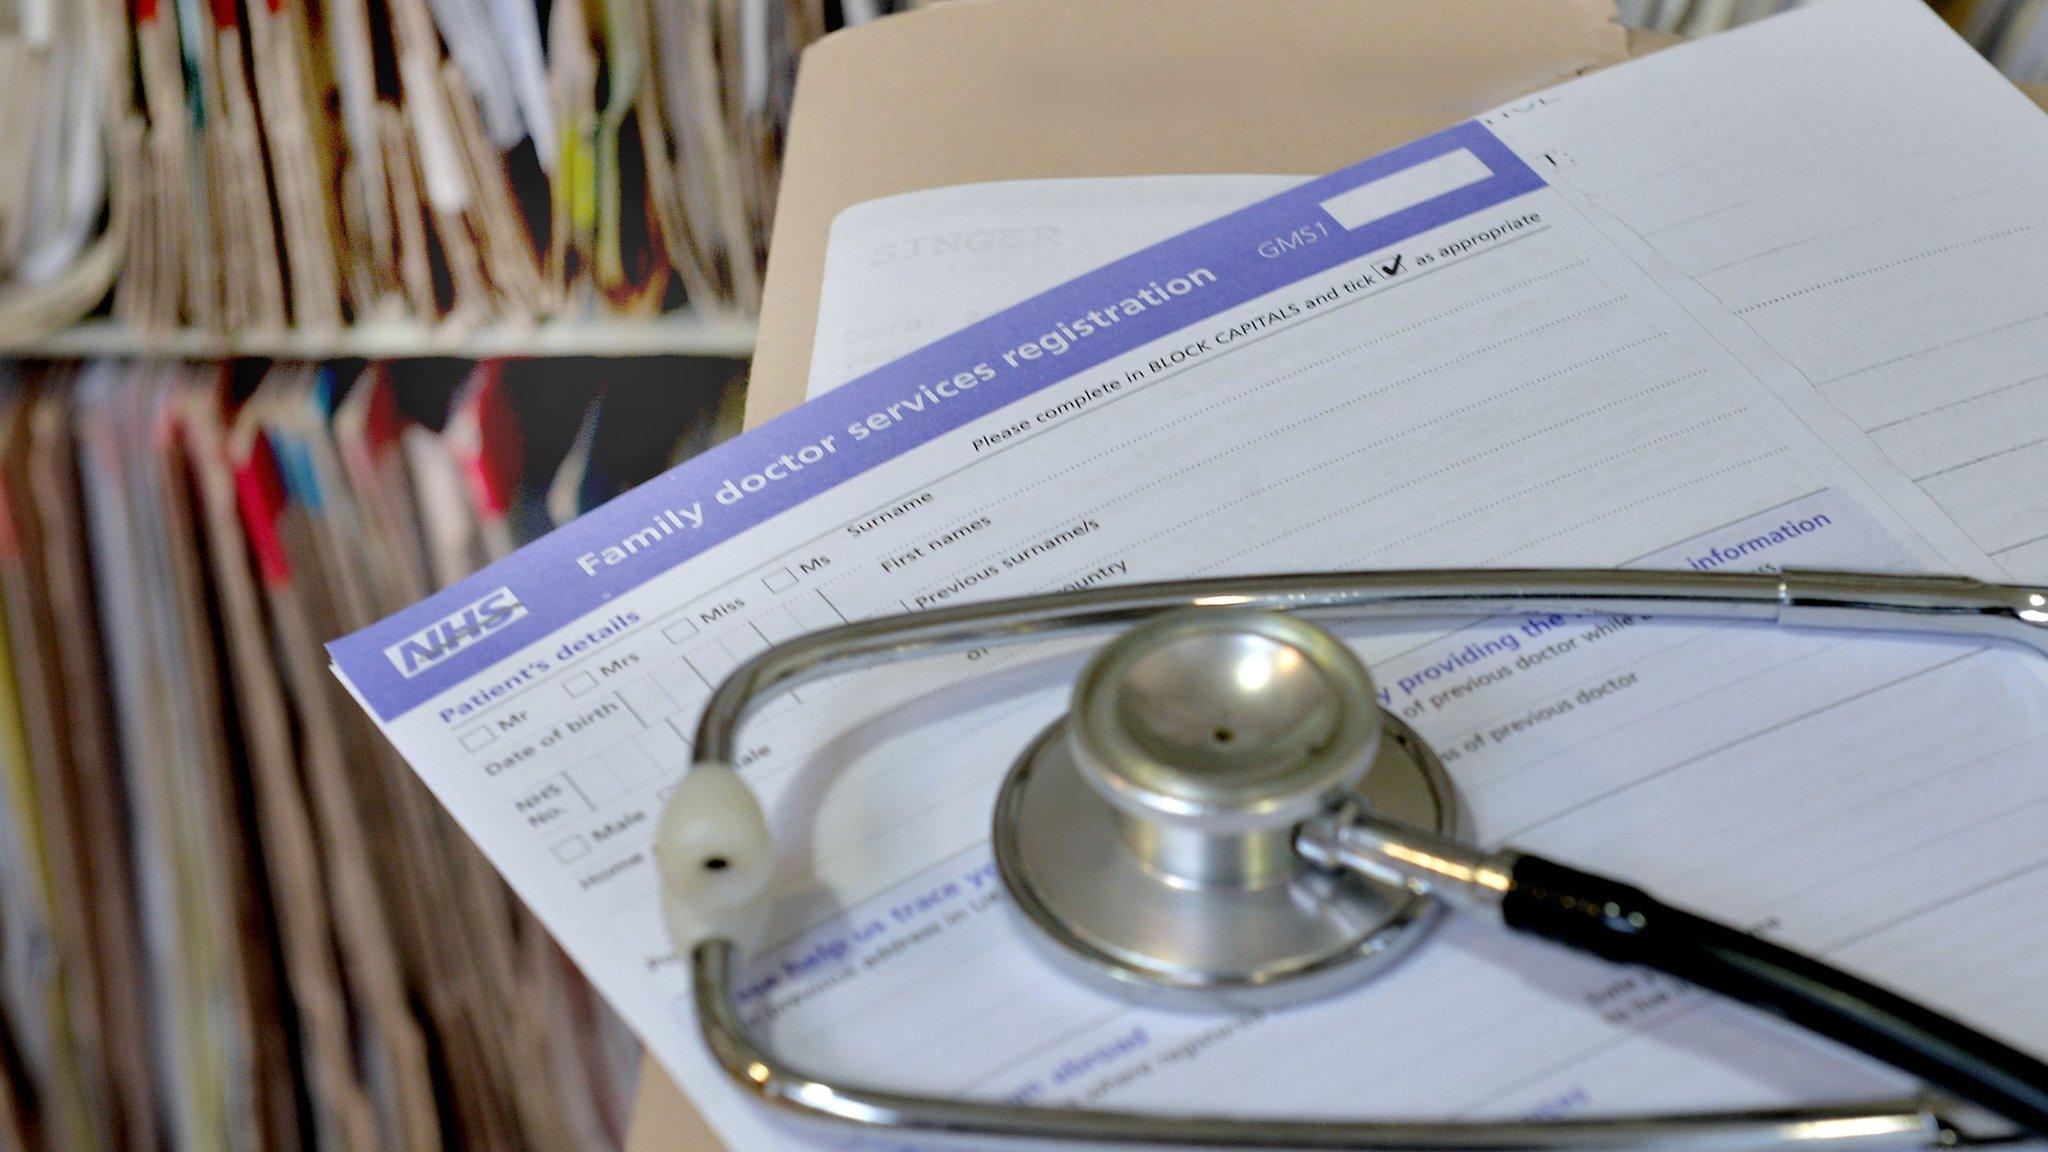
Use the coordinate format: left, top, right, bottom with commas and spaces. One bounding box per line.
0, 310, 760, 361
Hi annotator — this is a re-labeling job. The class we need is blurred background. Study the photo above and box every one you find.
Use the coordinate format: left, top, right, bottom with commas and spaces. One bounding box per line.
0, 1, 2040, 1151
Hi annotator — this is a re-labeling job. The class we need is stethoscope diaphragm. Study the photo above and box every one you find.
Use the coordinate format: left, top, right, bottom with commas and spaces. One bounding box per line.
657, 567, 2048, 1149
993, 608, 1456, 1009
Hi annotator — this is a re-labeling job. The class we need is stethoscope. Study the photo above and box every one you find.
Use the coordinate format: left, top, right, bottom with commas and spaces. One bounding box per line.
655, 568, 2048, 1149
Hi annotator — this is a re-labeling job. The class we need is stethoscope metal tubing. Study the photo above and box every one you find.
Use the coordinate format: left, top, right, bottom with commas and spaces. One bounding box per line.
693, 568, 2048, 758
678, 567, 2048, 1150
693, 941, 1964, 1150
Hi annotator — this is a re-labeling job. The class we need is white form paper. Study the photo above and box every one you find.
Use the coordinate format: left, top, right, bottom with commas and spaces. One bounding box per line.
332, 2, 2048, 1147
813, 4, 2048, 590
807, 176, 1299, 394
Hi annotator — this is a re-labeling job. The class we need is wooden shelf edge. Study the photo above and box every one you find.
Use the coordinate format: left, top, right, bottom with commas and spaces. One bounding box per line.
0, 312, 759, 361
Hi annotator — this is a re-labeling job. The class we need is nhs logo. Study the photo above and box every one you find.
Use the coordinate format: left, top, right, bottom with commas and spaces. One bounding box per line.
384, 587, 528, 678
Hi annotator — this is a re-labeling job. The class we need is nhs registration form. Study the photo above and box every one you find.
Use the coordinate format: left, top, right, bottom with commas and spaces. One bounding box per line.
333, 1, 2048, 1146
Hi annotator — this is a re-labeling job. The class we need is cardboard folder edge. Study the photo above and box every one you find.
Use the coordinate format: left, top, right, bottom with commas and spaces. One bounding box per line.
742, 0, 1636, 430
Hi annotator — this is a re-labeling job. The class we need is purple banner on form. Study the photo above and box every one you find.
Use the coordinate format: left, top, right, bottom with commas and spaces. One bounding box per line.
329, 119, 1544, 721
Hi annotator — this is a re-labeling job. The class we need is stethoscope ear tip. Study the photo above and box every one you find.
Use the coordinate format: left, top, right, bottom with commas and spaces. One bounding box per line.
658, 763, 774, 953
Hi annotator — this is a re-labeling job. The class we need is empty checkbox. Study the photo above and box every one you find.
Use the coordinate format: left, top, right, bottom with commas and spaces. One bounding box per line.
564, 672, 598, 697
763, 567, 798, 593
662, 618, 699, 644
460, 727, 497, 752
552, 836, 590, 864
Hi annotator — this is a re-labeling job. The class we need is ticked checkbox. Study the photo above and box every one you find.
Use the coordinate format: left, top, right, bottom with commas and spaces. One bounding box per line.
565, 672, 598, 697
763, 567, 798, 593
460, 727, 497, 752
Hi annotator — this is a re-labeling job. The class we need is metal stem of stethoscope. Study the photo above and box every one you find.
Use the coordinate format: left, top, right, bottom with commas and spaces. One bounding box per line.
1296, 810, 2048, 1138
658, 567, 2048, 1150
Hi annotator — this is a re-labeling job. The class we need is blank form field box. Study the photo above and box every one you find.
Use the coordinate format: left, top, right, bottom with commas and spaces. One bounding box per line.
638, 721, 689, 765
460, 728, 497, 752
763, 567, 799, 593
552, 836, 591, 864
1321, 149, 1492, 230
754, 592, 846, 643
567, 761, 626, 807
564, 672, 598, 697
682, 629, 769, 686
664, 673, 711, 718
603, 740, 661, 785
617, 678, 674, 725
662, 618, 699, 644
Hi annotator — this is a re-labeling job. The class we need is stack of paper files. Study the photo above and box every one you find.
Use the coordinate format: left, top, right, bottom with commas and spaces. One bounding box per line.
0, 0, 859, 341
5, 0, 2047, 342
1941, 0, 2048, 76
0, 355, 742, 1152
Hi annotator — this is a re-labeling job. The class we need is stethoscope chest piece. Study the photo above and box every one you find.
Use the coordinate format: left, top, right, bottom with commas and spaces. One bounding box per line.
673, 569, 2048, 1145
992, 608, 1456, 1010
